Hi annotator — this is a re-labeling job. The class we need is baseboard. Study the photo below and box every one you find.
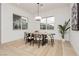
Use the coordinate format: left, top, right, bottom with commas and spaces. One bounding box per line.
1, 38, 23, 44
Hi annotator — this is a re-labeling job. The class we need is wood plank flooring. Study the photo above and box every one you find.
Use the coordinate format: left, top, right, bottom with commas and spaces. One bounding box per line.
0, 39, 77, 56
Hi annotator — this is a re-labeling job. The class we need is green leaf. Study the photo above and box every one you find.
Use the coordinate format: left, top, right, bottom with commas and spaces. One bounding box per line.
58, 25, 64, 34
58, 19, 70, 39
65, 27, 70, 31
58, 25, 64, 30
63, 19, 70, 30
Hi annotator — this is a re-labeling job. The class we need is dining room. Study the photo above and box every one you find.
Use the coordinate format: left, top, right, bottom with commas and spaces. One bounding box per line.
0, 3, 78, 56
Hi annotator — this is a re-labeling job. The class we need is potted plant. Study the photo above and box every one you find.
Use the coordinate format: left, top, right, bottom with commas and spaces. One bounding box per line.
58, 19, 70, 42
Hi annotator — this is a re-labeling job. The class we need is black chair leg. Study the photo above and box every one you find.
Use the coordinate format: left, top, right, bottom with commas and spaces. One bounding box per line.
25, 40, 27, 44
24, 38, 27, 44
30, 40, 31, 45
33, 40, 34, 46
38, 41, 40, 48
51, 39, 54, 46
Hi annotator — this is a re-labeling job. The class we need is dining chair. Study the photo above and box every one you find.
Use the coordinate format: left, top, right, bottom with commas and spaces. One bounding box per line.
24, 33, 32, 45
50, 33, 55, 46
33, 34, 42, 48
27, 33, 34, 45
24, 32, 28, 44
42, 34, 48, 46
30, 33, 34, 45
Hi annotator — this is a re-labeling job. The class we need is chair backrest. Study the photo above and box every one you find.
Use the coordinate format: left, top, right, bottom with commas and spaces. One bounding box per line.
31, 33, 34, 37
38, 34, 42, 38
50, 33, 55, 39
24, 32, 28, 41
30, 33, 34, 38
47, 34, 51, 39
27, 33, 30, 37
34, 34, 41, 40
34, 34, 39, 38
42, 34, 47, 38
24, 32, 28, 37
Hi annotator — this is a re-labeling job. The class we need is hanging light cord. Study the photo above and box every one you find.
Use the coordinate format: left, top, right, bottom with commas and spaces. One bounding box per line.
37, 3, 39, 16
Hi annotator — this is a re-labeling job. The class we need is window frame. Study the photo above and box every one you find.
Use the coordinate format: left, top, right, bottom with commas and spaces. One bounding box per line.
13, 13, 28, 30
40, 16, 55, 30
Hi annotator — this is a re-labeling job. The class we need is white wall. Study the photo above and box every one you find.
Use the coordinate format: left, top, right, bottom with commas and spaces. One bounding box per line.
33, 6, 71, 40
70, 31, 79, 55
1, 3, 44, 44
1, 3, 71, 44
1, 4, 33, 43
70, 4, 79, 55
0, 3, 1, 44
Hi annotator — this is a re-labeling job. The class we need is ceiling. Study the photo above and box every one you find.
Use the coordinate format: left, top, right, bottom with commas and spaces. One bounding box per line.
11, 3, 70, 14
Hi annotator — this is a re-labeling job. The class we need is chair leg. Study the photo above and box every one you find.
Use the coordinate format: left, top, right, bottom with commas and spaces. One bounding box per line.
51, 39, 54, 46
38, 41, 40, 48
25, 40, 27, 44
30, 40, 31, 45
24, 38, 27, 44
33, 40, 34, 46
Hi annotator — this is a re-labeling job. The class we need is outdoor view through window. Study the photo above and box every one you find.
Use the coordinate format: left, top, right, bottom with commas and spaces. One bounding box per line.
40, 16, 55, 30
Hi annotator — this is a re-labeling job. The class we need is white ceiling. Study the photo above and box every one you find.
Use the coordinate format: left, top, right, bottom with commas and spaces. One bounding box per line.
11, 3, 70, 14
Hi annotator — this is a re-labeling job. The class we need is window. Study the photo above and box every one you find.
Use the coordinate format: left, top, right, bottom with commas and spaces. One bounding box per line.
21, 17, 28, 30
40, 16, 55, 30
47, 17, 55, 30
40, 18, 46, 29
13, 14, 28, 30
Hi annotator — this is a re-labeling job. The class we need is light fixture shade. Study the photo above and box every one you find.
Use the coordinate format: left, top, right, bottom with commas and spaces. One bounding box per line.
35, 3, 42, 21
35, 16, 42, 21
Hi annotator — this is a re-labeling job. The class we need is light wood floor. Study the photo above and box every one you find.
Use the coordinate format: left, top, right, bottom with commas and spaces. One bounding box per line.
0, 39, 77, 56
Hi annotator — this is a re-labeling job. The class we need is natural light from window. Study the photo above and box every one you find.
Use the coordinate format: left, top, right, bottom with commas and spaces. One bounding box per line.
40, 16, 55, 30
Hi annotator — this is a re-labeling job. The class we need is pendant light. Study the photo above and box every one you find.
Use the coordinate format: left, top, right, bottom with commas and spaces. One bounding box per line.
35, 3, 42, 21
